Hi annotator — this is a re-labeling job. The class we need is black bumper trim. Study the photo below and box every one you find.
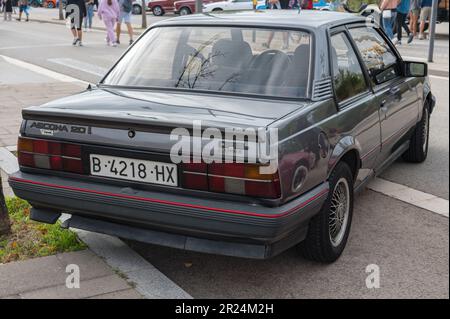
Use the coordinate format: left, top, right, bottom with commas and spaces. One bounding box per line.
9, 171, 328, 255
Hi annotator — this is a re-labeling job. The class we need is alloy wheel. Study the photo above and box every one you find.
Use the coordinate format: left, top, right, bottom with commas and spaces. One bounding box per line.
329, 177, 350, 247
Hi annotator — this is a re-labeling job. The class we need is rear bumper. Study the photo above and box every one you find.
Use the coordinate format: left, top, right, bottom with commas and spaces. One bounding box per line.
9, 171, 328, 259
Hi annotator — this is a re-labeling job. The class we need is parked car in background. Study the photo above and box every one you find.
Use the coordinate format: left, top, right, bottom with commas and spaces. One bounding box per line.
132, 0, 151, 14
148, 0, 175, 16
203, 0, 266, 12
9, 11, 435, 262
313, 0, 331, 11
29, 0, 43, 7
43, 0, 57, 8
174, 0, 221, 15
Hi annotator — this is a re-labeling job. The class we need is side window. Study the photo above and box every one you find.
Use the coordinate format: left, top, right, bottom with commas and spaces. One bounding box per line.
330, 32, 368, 104
349, 27, 400, 85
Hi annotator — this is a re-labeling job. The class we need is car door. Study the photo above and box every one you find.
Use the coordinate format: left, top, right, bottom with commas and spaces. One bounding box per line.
329, 30, 382, 186
232, 0, 252, 10
348, 26, 421, 165
164, 0, 176, 11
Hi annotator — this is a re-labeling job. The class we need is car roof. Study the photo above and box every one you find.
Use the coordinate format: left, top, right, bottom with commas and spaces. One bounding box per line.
154, 10, 366, 30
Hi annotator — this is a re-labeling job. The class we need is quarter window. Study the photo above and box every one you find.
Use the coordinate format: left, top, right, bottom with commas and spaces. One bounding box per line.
349, 27, 400, 85
330, 32, 367, 104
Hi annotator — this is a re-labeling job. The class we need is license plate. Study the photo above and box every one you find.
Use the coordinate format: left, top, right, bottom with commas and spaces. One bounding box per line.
90, 154, 177, 187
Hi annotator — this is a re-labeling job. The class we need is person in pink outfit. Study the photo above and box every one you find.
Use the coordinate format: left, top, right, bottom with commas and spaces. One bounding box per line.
98, 0, 120, 47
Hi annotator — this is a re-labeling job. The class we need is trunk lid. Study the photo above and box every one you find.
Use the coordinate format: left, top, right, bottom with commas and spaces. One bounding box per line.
22, 88, 307, 153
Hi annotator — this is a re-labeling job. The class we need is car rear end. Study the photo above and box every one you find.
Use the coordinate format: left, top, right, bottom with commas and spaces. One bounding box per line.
9, 19, 328, 259
10, 107, 327, 259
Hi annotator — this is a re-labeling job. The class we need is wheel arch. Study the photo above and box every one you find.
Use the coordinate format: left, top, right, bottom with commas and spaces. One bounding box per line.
327, 137, 362, 183
179, 6, 192, 13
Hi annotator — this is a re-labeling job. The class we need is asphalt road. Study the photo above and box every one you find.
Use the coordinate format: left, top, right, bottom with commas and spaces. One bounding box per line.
0, 18, 448, 298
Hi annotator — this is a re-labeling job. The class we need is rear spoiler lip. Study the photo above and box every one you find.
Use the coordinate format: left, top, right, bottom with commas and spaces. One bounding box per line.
21, 108, 270, 134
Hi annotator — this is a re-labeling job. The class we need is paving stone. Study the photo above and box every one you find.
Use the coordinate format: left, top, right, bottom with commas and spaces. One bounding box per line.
0, 255, 67, 297
55, 250, 114, 282
20, 275, 132, 299
88, 289, 142, 299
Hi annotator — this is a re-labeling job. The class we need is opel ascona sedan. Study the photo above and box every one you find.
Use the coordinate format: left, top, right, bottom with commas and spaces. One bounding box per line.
9, 11, 435, 262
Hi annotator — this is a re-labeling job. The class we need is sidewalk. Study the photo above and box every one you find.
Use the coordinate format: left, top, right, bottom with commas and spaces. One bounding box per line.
0, 82, 82, 147
0, 250, 142, 299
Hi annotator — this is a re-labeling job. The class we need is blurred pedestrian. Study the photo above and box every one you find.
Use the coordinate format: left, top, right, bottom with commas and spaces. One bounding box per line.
66, 0, 87, 46
419, 0, 432, 39
409, 0, 421, 38
268, 0, 281, 9
3, 0, 12, 21
263, 0, 288, 49
84, 0, 95, 32
300, 0, 313, 9
288, 0, 299, 9
380, 0, 400, 39
395, 0, 414, 45
98, 0, 120, 46
115, 0, 134, 45
16, 0, 29, 21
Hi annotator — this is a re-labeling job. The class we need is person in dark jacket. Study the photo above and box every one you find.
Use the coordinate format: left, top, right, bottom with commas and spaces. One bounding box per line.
66, 0, 87, 46
3, 0, 12, 21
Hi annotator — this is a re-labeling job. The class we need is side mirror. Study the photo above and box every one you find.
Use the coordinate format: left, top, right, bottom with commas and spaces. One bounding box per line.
404, 61, 428, 77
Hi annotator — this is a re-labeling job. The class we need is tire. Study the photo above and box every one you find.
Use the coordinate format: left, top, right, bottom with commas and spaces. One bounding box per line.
132, 4, 142, 15
47, 2, 54, 8
299, 162, 354, 263
179, 7, 191, 15
402, 103, 430, 163
152, 6, 164, 16
212, 8, 223, 12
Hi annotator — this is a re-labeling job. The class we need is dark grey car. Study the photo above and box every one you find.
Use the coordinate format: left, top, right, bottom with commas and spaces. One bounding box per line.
9, 11, 435, 262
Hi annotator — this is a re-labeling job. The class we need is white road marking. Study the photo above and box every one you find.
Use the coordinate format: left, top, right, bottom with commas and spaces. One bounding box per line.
0, 54, 88, 85
402, 56, 428, 62
368, 178, 449, 218
429, 75, 450, 81
47, 57, 109, 77
0, 42, 106, 51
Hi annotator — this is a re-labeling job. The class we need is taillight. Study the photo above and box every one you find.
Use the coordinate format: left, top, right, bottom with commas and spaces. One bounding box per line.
182, 162, 280, 199
181, 162, 208, 191
17, 137, 84, 174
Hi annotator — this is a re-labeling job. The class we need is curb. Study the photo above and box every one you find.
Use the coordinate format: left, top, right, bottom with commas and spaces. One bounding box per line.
74, 229, 193, 299
0, 147, 192, 299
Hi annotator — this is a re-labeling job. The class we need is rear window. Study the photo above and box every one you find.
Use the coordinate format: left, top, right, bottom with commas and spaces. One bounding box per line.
103, 26, 312, 98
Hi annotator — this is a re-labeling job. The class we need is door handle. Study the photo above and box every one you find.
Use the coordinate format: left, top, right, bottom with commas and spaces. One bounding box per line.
389, 87, 401, 95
